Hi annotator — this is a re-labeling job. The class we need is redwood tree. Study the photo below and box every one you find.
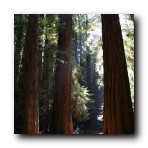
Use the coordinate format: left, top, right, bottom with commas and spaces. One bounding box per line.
23, 14, 39, 134
51, 14, 73, 134
101, 14, 134, 134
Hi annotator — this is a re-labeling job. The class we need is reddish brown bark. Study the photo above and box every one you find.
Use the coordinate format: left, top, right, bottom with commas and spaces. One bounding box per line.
51, 14, 73, 134
23, 14, 39, 134
102, 14, 134, 134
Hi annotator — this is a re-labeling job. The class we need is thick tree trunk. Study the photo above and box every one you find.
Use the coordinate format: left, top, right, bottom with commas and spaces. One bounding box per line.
102, 14, 134, 134
23, 14, 39, 134
51, 14, 73, 134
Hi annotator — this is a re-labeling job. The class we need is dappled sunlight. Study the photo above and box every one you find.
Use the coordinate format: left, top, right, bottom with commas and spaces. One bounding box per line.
97, 115, 103, 121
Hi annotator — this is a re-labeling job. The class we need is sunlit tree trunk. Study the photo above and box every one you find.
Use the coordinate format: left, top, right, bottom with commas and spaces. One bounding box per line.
78, 15, 83, 67
38, 15, 45, 88
23, 14, 39, 134
102, 14, 134, 134
74, 15, 78, 64
41, 36, 50, 133
51, 14, 73, 134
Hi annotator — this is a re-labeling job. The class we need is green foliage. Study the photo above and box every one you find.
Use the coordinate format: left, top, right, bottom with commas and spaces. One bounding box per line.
72, 14, 103, 124
71, 62, 94, 122
120, 14, 134, 109
38, 14, 59, 131
14, 14, 29, 133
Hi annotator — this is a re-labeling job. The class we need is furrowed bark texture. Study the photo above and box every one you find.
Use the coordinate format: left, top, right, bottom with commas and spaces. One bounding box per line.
23, 14, 39, 134
52, 14, 73, 134
102, 14, 134, 134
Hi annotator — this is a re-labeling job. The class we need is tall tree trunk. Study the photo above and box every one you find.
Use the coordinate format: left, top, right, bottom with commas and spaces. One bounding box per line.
101, 14, 134, 134
74, 15, 78, 64
78, 15, 83, 67
85, 16, 94, 130
38, 47, 43, 88
14, 15, 24, 86
41, 37, 51, 134
38, 15, 46, 88
14, 15, 26, 134
23, 14, 39, 134
86, 53, 91, 90
51, 14, 73, 134
86, 17, 91, 91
